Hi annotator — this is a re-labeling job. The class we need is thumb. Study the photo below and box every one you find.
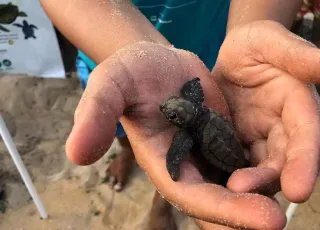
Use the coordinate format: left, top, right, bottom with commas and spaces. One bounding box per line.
66, 57, 130, 165
248, 20, 320, 83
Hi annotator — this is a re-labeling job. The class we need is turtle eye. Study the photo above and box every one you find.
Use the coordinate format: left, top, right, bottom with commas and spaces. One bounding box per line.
168, 113, 177, 120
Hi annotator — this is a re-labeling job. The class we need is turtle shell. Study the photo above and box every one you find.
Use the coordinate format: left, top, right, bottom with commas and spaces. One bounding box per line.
0, 3, 27, 24
200, 109, 248, 173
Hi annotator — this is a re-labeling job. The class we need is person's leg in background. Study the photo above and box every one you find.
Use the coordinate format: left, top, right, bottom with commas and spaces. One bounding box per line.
106, 121, 135, 192
110, 121, 177, 229
149, 191, 177, 230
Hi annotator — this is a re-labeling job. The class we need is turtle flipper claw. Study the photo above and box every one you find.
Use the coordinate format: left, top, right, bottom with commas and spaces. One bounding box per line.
167, 163, 180, 181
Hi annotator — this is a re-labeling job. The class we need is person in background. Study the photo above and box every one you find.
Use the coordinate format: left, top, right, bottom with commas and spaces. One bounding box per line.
41, 0, 320, 229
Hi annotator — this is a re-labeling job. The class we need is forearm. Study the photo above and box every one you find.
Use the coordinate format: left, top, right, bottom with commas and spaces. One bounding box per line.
227, 0, 303, 32
40, 0, 170, 64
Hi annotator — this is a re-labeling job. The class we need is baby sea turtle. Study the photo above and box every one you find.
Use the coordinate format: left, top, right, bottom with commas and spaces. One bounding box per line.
160, 78, 249, 181
0, 2, 27, 32
13, 20, 38, 39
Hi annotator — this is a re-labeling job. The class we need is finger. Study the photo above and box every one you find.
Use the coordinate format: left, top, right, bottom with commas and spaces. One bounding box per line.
66, 57, 127, 165
281, 83, 320, 202
226, 140, 268, 192
194, 219, 238, 230
249, 139, 268, 167
131, 133, 286, 230
228, 167, 281, 196
228, 123, 287, 195
249, 21, 320, 83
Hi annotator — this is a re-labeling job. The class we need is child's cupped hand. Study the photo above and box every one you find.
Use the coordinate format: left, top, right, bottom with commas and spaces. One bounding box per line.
65, 41, 286, 230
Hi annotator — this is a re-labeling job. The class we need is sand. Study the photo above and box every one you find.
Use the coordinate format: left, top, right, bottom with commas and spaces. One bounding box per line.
0, 74, 319, 230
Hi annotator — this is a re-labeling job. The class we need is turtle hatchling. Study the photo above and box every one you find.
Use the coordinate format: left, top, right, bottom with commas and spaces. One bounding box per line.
13, 20, 38, 39
0, 2, 27, 32
159, 77, 249, 181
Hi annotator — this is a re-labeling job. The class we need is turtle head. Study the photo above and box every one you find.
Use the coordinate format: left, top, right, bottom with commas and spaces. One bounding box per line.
160, 96, 197, 128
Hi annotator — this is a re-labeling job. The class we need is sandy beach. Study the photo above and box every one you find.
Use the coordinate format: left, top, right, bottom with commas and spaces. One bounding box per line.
0, 74, 319, 230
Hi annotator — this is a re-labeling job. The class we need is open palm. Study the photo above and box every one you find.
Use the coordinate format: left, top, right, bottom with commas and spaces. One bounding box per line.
213, 20, 320, 204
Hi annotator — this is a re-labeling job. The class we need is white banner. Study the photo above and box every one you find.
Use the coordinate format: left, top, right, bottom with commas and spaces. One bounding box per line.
0, 0, 65, 78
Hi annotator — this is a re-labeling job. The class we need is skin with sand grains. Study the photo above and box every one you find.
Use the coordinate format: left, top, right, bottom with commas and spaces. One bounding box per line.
39, 0, 320, 228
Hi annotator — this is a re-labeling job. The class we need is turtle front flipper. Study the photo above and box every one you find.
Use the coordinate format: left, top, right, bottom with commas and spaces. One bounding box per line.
181, 77, 204, 106
12, 23, 22, 28
166, 129, 194, 181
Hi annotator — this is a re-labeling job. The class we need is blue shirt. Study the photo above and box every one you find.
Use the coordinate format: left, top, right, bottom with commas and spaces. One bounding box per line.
79, 0, 230, 71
